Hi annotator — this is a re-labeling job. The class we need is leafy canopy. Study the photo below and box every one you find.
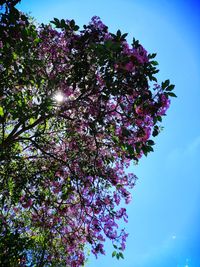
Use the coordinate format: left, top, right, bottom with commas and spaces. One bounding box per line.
0, 1, 175, 266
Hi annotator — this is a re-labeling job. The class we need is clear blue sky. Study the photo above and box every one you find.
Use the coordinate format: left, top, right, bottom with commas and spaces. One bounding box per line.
17, 1, 200, 266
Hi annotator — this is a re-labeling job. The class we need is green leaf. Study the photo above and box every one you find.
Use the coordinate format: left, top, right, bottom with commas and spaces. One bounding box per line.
74, 25, 80, 31
70, 19, 75, 28
0, 106, 4, 116
157, 116, 162, 122
126, 144, 134, 155
121, 33, 128, 39
167, 92, 177, 97
151, 61, 159, 66
119, 252, 124, 259
147, 140, 155, 146
149, 76, 158, 82
132, 38, 140, 48
14, 142, 23, 152
29, 118, 36, 124
12, 52, 18, 60
116, 30, 121, 37
112, 251, 117, 257
148, 53, 157, 59
50, 18, 61, 27
33, 38, 40, 44
54, 18, 60, 23
147, 146, 154, 152
8, 178, 15, 196
161, 79, 170, 89
61, 19, 66, 28
166, 84, 175, 91
152, 126, 159, 137
112, 136, 119, 143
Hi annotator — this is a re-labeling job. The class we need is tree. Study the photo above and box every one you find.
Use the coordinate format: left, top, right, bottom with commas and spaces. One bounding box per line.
0, 1, 175, 266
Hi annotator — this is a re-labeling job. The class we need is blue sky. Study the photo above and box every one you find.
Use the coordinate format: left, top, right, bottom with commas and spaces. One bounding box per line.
17, 1, 200, 266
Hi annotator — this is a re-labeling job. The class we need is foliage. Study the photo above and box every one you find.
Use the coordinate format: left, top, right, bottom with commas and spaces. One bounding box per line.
0, 1, 175, 266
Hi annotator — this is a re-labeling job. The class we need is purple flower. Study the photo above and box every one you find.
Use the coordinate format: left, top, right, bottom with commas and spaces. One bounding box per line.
90, 16, 106, 31
133, 45, 149, 64
125, 62, 135, 72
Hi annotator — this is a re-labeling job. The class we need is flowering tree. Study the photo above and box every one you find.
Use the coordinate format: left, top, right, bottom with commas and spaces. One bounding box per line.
0, 1, 176, 266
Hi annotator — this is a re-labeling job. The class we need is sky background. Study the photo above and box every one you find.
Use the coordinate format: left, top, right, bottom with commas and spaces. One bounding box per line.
17, 1, 200, 266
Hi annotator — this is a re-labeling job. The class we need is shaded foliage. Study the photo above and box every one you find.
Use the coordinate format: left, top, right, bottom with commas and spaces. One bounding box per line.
0, 2, 175, 266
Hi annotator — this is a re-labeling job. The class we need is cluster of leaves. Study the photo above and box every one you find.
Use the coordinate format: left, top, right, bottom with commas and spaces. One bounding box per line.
0, 1, 175, 266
